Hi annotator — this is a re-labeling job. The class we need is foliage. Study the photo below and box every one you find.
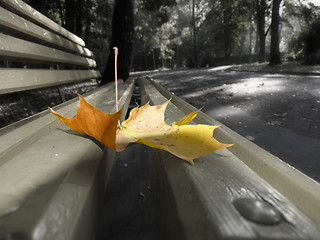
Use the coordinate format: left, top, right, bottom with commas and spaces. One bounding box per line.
25, 0, 113, 71
133, 0, 256, 69
25, 0, 64, 25
285, 1, 320, 64
199, 0, 251, 63
26, 0, 320, 71
132, 0, 179, 70
86, 0, 113, 70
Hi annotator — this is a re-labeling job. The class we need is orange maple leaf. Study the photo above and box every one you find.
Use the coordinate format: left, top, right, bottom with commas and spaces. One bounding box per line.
49, 94, 122, 150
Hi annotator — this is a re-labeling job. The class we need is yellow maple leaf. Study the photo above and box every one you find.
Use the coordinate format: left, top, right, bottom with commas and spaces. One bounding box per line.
118, 101, 233, 164
50, 95, 233, 164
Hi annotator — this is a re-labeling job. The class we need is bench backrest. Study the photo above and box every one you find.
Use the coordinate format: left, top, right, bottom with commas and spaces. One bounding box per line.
0, 0, 101, 94
0, 2, 137, 239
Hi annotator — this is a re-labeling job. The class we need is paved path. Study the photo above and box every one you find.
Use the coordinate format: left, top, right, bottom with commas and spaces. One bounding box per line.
133, 68, 320, 180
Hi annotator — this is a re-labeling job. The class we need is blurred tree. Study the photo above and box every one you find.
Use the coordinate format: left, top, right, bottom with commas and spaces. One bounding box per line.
132, 0, 177, 70
256, 0, 268, 62
65, 0, 85, 36
25, 0, 113, 72
305, 21, 320, 64
141, 0, 176, 11
286, 2, 320, 64
65, 0, 75, 32
201, 0, 250, 60
27, 0, 47, 14
26, 0, 64, 25
192, 0, 198, 66
86, 0, 113, 71
269, 0, 282, 65
101, 0, 134, 84
31, 0, 320, 72
221, 0, 232, 57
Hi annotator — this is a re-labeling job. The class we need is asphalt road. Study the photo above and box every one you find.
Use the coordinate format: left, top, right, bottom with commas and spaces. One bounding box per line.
134, 68, 320, 180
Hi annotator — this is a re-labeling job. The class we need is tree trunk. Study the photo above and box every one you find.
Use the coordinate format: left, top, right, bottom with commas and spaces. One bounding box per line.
269, 0, 282, 65
101, 0, 134, 84
192, 0, 198, 67
222, 0, 232, 58
75, 0, 84, 37
84, 5, 91, 42
256, 0, 266, 62
27, 0, 47, 14
65, 0, 75, 33
57, 0, 65, 27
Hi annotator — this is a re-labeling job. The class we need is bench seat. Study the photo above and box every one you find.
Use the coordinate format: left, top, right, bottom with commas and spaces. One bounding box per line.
139, 77, 320, 240
0, 79, 134, 239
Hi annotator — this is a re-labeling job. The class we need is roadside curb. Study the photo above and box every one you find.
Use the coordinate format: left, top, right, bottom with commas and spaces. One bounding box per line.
225, 69, 320, 76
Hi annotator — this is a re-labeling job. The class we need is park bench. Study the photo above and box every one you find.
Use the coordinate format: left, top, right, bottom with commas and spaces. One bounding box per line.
1, 1, 320, 240
138, 76, 320, 239
0, 0, 134, 239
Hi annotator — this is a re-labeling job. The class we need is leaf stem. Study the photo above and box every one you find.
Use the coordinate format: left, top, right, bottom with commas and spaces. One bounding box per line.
114, 47, 118, 112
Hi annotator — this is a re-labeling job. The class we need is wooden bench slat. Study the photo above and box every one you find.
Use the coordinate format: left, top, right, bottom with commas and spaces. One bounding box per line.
0, 79, 135, 239
0, 79, 132, 167
148, 77, 320, 228
0, 6, 92, 57
138, 77, 320, 239
0, 69, 101, 94
0, 33, 96, 67
2, 144, 111, 240
0, 0, 85, 46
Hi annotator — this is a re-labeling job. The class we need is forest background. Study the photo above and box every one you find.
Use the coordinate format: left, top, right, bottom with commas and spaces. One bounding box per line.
25, 0, 320, 81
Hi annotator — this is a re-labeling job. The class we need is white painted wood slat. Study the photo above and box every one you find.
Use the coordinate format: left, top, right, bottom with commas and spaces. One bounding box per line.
0, 69, 101, 94
0, 0, 85, 46
0, 6, 92, 57
0, 33, 96, 67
